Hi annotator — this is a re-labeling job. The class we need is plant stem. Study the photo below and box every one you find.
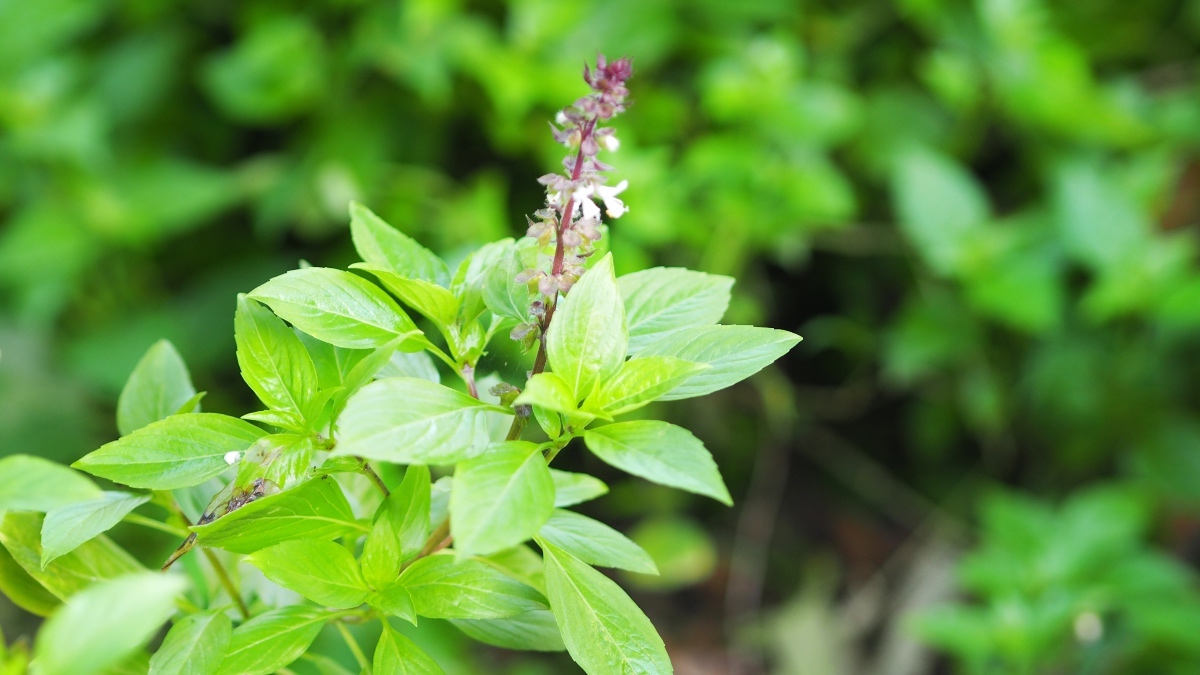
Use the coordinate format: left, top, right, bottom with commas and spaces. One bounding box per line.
357, 458, 390, 497
201, 548, 250, 619
123, 513, 190, 538
462, 364, 479, 399
336, 621, 372, 674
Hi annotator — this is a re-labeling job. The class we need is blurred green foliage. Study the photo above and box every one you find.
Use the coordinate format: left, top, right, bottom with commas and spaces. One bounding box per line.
5, 0, 1200, 671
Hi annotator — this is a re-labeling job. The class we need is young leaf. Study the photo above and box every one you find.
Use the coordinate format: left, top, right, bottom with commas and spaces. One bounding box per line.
149, 610, 233, 675
74, 413, 266, 490
235, 295, 320, 424
450, 610, 565, 653
117, 339, 198, 436
586, 356, 709, 415
398, 553, 547, 619
0, 512, 143, 601
546, 253, 627, 400
361, 465, 431, 588
350, 202, 451, 287
538, 509, 657, 574
378, 350, 440, 383
550, 470, 608, 508
40, 492, 150, 567
335, 378, 506, 465
35, 572, 187, 675
353, 265, 459, 329
246, 539, 370, 608
373, 623, 445, 675
512, 373, 578, 415
327, 336, 407, 420
297, 331, 371, 390
191, 477, 364, 554
451, 442, 555, 558
539, 541, 671, 674
637, 325, 800, 400
369, 584, 418, 625
0, 455, 102, 512
483, 246, 532, 322
618, 268, 733, 353
452, 238, 514, 324
0, 545, 61, 616
214, 606, 329, 675
248, 267, 422, 350
584, 421, 732, 505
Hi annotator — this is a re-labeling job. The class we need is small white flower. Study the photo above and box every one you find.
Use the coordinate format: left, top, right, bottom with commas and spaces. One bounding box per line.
600, 134, 620, 152
223, 451, 240, 465
596, 180, 629, 218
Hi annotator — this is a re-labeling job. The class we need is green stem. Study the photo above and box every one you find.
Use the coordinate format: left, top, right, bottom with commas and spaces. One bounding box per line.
357, 459, 390, 497
336, 621, 372, 674
202, 548, 250, 619
123, 513, 190, 538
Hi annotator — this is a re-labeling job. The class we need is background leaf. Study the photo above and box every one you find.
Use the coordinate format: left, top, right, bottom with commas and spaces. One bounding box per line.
0, 455, 101, 512
117, 339, 198, 436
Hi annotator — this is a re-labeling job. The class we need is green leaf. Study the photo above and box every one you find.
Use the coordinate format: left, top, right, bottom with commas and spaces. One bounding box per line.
246, 540, 370, 608
550, 470, 608, 508
238, 433, 317, 490
584, 421, 732, 505
353, 265, 459, 329
586, 357, 709, 415
512, 372, 578, 416
0, 455, 102, 512
546, 253, 627, 400
74, 413, 266, 490
117, 339, 198, 436
482, 545, 547, 596
191, 477, 364, 554
1054, 160, 1150, 271
361, 465, 430, 589
235, 295, 320, 423
0, 512, 143, 601
398, 553, 546, 619
637, 325, 800, 400
450, 610, 565, 652
297, 331, 371, 390
248, 267, 422, 350
350, 202, 451, 287
149, 610, 233, 675
452, 239, 514, 325
369, 584, 418, 625
35, 572, 187, 675
214, 606, 329, 675
328, 337, 407, 420
892, 147, 989, 275
618, 268, 733, 353
41, 492, 150, 567
539, 510, 657, 574
378, 350, 440, 383
483, 246, 532, 322
539, 541, 671, 674
0, 545, 60, 616
373, 623, 445, 675
451, 442, 555, 558
335, 378, 507, 465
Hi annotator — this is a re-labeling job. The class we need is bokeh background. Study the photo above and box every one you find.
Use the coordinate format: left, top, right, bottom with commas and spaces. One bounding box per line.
5, 0, 1200, 672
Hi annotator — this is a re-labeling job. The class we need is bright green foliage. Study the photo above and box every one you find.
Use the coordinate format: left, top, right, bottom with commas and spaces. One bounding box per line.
374, 623, 446, 675
0, 58, 797, 675
398, 553, 547, 619
451, 442, 555, 558
214, 606, 329, 675
0, 455, 102, 512
35, 573, 186, 675
247, 540, 370, 608
116, 340, 199, 436
540, 541, 672, 674
585, 421, 733, 505
546, 254, 628, 400
40, 491, 149, 567
149, 610, 233, 675
74, 413, 265, 489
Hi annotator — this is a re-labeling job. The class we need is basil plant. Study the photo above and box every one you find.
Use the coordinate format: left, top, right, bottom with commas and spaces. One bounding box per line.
0, 56, 798, 675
